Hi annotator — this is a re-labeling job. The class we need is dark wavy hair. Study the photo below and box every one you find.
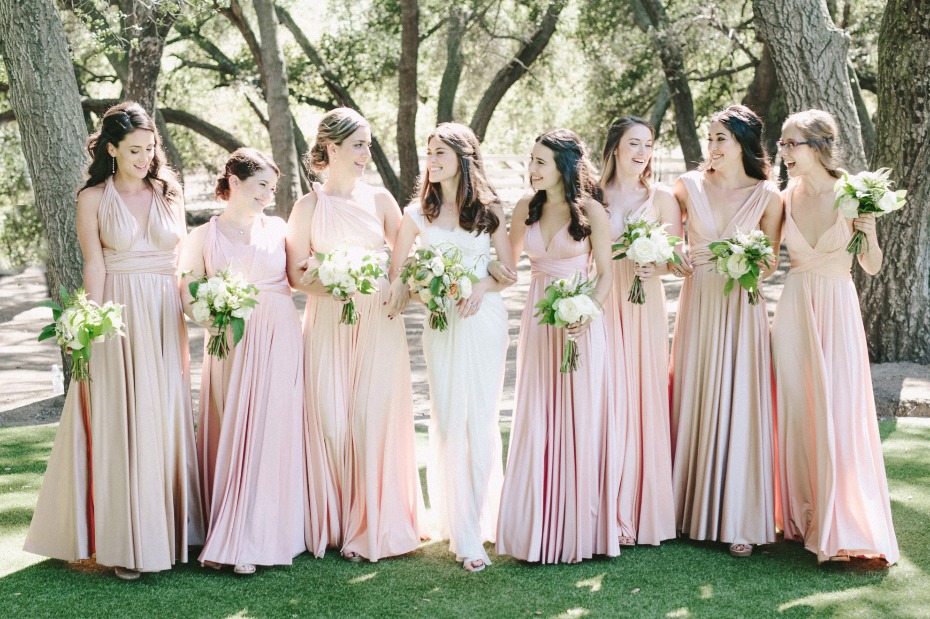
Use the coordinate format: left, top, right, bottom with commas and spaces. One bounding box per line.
81, 101, 180, 202
215, 148, 281, 201
526, 129, 602, 242
700, 104, 771, 181
599, 116, 654, 188
417, 123, 500, 235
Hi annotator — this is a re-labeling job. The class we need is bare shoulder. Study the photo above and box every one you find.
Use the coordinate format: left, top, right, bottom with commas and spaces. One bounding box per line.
76, 184, 105, 213
512, 196, 532, 221
291, 190, 318, 218
652, 183, 676, 207
582, 196, 609, 224
369, 184, 400, 213
187, 221, 210, 245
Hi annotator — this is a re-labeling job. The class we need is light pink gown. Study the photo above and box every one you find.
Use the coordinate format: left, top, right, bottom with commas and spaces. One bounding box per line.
196, 216, 306, 567
604, 187, 676, 546
24, 177, 204, 570
670, 170, 778, 546
497, 220, 620, 564
302, 183, 422, 561
772, 188, 899, 564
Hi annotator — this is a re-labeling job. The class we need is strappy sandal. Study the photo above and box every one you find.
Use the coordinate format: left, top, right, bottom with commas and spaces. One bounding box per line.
619, 536, 636, 547
729, 543, 753, 558
234, 564, 256, 575
342, 551, 364, 563
201, 560, 222, 570
464, 558, 485, 573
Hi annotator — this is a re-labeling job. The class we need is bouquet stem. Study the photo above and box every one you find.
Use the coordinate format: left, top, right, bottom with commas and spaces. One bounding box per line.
340, 300, 359, 325
561, 338, 579, 373
72, 357, 90, 382
207, 332, 230, 360
429, 310, 449, 332
627, 276, 645, 305
747, 289, 762, 306
846, 230, 867, 255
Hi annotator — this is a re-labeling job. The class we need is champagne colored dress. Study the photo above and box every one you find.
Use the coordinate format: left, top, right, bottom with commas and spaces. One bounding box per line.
670, 171, 778, 546
772, 188, 899, 564
604, 187, 676, 546
197, 216, 306, 567
302, 183, 422, 561
24, 177, 204, 571
406, 204, 508, 567
497, 221, 620, 564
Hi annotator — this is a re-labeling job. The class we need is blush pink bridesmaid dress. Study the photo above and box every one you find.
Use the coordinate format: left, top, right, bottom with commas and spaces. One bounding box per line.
24, 177, 204, 571
772, 186, 899, 564
670, 170, 778, 548
302, 183, 423, 562
604, 187, 676, 546
196, 216, 306, 567
496, 221, 620, 564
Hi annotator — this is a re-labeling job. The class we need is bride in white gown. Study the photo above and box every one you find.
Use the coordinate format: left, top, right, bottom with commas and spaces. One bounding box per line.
386, 123, 516, 572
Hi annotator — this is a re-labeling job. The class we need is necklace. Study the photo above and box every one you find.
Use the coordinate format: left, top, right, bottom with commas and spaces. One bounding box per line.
220, 216, 255, 235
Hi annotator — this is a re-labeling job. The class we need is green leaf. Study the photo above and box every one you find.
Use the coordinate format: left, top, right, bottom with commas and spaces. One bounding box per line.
189, 281, 200, 297
723, 278, 734, 296
738, 272, 757, 291
38, 324, 58, 342
37, 300, 63, 312
230, 317, 245, 344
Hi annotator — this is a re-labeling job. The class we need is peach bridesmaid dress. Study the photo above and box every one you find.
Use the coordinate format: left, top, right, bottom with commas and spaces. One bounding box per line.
604, 187, 676, 546
772, 187, 899, 564
302, 183, 422, 561
197, 216, 306, 567
496, 221, 620, 564
670, 170, 778, 547
24, 177, 204, 571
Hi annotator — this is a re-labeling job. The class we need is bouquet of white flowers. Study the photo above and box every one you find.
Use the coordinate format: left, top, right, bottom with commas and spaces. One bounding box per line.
534, 272, 602, 373
834, 168, 907, 254
188, 270, 259, 359
708, 227, 774, 306
612, 216, 683, 304
38, 286, 125, 382
309, 245, 385, 325
400, 243, 479, 331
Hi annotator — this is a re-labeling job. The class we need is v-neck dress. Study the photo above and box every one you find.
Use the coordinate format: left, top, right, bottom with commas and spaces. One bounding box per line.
497, 220, 620, 564
669, 170, 778, 546
772, 185, 899, 563
604, 186, 676, 546
197, 215, 306, 567
25, 177, 205, 571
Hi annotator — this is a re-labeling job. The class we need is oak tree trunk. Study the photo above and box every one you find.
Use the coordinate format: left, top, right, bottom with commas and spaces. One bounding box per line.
753, 0, 868, 172
437, 7, 467, 124
854, 0, 930, 362
0, 0, 88, 382
253, 0, 302, 216
397, 0, 420, 205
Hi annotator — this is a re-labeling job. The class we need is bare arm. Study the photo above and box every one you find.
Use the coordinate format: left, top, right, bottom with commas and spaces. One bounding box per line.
285, 191, 328, 296
76, 187, 106, 303
385, 211, 419, 318
669, 178, 694, 276
484, 203, 517, 292
177, 224, 209, 326
508, 197, 530, 266
374, 188, 403, 252
855, 214, 883, 275
759, 192, 784, 280
586, 202, 614, 307
649, 184, 686, 277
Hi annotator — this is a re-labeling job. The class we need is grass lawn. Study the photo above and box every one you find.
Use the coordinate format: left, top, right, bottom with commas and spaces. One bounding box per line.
1, 419, 929, 618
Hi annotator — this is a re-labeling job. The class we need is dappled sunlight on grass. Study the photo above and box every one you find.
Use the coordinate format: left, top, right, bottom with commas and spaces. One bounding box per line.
348, 571, 379, 584
575, 573, 604, 592
552, 608, 590, 618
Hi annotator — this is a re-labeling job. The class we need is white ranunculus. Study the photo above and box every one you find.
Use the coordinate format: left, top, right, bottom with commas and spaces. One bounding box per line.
459, 277, 473, 299
554, 296, 583, 325
652, 234, 675, 263
837, 193, 860, 219
877, 189, 898, 213
419, 288, 433, 303
430, 257, 445, 276
725, 254, 751, 279
192, 299, 212, 324
627, 236, 659, 265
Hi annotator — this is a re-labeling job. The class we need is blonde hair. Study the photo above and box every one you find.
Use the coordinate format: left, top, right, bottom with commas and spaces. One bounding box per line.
303, 107, 370, 173
783, 109, 843, 179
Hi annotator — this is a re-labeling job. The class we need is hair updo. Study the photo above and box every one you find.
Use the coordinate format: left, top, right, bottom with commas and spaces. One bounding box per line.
303, 107, 369, 174
782, 109, 843, 179
700, 104, 771, 181
81, 100, 180, 202
215, 148, 281, 201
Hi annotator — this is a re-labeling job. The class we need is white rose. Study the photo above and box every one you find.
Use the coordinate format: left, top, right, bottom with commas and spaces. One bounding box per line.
458, 277, 473, 299
877, 190, 897, 213
725, 254, 751, 280
627, 237, 659, 265
650, 233, 674, 263
430, 257, 446, 276
573, 295, 601, 322
232, 306, 253, 320
554, 296, 583, 324
836, 193, 860, 219
419, 288, 433, 303
192, 299, 212, 324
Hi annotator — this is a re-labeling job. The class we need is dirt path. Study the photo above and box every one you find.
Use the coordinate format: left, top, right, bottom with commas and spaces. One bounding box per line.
2, 255, 927, 427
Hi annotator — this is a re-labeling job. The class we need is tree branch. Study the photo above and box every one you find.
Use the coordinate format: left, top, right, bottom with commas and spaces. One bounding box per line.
691, 60, 757, 81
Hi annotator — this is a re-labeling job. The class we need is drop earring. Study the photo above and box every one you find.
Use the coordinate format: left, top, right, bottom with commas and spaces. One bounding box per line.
111, 156, 116, 175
